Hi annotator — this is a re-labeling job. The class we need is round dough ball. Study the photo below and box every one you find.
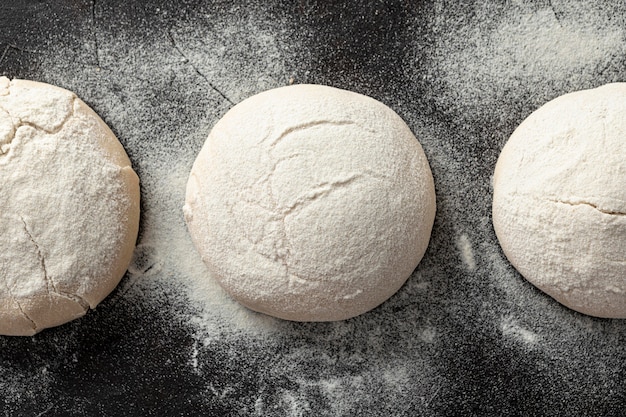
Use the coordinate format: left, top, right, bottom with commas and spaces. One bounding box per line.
0, 77, 140, 335
493, 83, 626, 318
184, 84, 436, 321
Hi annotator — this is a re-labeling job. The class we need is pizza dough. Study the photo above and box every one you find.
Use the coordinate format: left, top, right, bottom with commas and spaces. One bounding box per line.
0, 77, 140, 335
184, 84, 436, 321
492, 83, 626, 318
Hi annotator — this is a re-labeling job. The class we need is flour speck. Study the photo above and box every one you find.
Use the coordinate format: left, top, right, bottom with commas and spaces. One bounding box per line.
457, 233, 477, 271
500, 315, 540, 346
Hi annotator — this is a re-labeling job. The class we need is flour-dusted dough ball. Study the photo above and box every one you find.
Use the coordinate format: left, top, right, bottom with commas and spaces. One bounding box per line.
0, 77, 140, 336
184, 84, 436, 321
493, 83, 626, 318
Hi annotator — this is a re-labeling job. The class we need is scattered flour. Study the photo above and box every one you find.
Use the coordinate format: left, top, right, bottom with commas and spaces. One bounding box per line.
0, 363, 54, 410
250, 361, 431, 416
169, 15, 293, 104
500, 315, 540, 346
419, 326, 437, 343
425, 1, 626, 126
456, 233, 476, 271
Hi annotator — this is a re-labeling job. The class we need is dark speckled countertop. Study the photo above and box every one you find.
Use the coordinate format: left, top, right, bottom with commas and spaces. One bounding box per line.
1, 1, 626, 416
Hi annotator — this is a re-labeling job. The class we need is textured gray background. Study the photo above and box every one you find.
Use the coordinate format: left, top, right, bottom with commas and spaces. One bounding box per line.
1, 1, 625, 416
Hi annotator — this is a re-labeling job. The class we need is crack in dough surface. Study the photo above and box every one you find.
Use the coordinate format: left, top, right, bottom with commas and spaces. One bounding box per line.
20, 216, 56, 295
548, 198, 626, 216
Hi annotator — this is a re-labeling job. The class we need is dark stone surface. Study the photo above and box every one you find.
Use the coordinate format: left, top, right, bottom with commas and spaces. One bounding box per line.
1, 1, 626, 416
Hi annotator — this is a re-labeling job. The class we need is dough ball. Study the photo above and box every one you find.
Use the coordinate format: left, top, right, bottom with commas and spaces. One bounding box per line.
493, 83, 626, 318
184, 84, 436, 321
0, 77, 140, 335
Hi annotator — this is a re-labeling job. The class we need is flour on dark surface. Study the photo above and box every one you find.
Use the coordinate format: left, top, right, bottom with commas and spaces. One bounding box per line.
1, 0, 626, 415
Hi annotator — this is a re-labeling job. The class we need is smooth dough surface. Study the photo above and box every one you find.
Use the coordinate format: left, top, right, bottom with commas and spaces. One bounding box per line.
0, 77, 140, 335
184, 84, 436, 321
493, 83, 626, 318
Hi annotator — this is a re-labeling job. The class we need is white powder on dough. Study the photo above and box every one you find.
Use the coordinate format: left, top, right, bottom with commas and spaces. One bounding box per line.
493, 83, 626, 318
0, 77, 140, 336
184, 84, 436, 322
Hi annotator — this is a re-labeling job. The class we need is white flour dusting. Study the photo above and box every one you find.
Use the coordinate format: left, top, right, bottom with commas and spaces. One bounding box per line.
169, 13, 292, 104
426, 1, 626, 126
